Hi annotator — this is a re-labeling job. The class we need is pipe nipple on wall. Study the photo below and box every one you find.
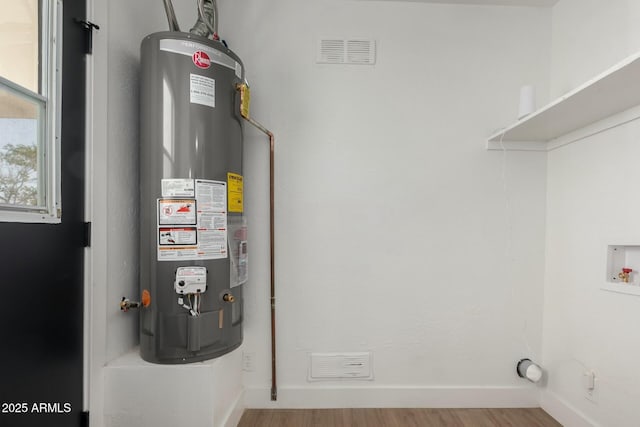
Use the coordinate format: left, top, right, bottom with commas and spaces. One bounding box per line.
517, 358, 543, 383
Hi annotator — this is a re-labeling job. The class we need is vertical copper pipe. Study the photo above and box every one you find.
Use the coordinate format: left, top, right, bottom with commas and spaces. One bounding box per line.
236, 88, 277, 400
267, 131, 276, 401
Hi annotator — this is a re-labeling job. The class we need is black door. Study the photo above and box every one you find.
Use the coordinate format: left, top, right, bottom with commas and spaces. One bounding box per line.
0, 0, 86, 426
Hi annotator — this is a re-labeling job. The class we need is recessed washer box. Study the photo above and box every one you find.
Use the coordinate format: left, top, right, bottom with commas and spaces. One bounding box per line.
602, 245, 640, 296
606, 245, 640, 284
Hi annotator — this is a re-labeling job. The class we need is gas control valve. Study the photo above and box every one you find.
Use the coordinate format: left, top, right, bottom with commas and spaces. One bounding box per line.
174, 266, 208, 294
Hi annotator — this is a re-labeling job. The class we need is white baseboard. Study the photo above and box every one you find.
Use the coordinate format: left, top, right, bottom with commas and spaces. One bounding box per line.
221, 389, 245, 427
244, 385, 540, 409
540, 390, 599, 427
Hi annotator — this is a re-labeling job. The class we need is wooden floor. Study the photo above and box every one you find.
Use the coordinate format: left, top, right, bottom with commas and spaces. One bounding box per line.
238, 408, 561, 427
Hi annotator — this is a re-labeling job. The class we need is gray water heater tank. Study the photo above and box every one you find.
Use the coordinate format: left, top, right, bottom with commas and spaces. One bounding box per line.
139, 31, 246, 363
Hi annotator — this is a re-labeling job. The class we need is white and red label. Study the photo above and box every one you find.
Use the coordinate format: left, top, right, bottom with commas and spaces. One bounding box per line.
160, 39, 242, 77
157, 180, 227, 261
192, 51, 211, 69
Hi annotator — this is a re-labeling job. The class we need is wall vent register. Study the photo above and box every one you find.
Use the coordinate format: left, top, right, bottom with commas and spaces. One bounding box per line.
316, 38, 376, 65
309, 352, 373, 380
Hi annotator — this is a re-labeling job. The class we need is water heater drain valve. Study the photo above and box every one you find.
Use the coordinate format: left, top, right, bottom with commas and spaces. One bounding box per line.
120, 297, 140, 312
174, 266, 208, 295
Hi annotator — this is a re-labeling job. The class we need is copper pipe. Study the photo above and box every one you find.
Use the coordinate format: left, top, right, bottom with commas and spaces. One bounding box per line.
266, 129, 276, 402
236, 85, 277, 401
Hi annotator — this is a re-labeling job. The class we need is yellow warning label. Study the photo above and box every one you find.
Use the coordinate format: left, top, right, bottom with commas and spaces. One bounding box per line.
227, 172, 244, 213
239, 84, 250, 118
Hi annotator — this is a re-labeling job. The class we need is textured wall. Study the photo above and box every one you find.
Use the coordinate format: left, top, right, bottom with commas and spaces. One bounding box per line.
543, 1, 640, 425
219, 0, 550, 407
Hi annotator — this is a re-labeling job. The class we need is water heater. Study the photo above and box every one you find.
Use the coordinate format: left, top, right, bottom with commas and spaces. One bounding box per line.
138, 31, 246, 363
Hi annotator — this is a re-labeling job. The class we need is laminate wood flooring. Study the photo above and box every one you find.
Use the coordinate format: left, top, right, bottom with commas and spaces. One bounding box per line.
238, 408, 561, 427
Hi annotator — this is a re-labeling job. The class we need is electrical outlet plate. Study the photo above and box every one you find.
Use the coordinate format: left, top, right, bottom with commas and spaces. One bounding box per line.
242, 351, 255, 372
583, 371, 598, 403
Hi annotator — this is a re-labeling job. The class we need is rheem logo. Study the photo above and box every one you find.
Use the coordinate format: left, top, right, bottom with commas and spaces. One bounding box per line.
192, 51, 211, 69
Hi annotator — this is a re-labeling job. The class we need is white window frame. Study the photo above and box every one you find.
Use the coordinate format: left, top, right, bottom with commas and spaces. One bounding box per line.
0, 0, 62, 223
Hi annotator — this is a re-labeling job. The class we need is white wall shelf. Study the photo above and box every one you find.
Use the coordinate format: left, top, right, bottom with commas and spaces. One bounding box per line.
487, 51, 640, 151
601, 283, 640, 297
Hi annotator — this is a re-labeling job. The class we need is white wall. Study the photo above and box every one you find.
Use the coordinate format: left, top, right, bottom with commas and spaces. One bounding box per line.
550, 0, 640, 98
542, 1, 640, 426
219, 0, 550, 407
90, 0, 223, 364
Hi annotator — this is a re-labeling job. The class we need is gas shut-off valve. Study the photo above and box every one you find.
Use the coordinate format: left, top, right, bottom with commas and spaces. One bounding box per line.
120, 290, 151, 312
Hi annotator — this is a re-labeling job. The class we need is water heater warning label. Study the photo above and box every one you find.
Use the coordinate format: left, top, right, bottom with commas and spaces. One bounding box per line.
157, 179, 227, 261
159, 227, 197, 245
227, 172, 243, 213
162, 179, 195, 197
190, 74, 215, 108
158, 199, 196, 225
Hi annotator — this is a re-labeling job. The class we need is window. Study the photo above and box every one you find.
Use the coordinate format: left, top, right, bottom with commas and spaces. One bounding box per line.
0, 0, 61, 222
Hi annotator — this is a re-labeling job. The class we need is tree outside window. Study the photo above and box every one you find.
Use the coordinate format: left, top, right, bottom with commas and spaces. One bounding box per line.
0, 143, 38, 206
0, 0, 61, 222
